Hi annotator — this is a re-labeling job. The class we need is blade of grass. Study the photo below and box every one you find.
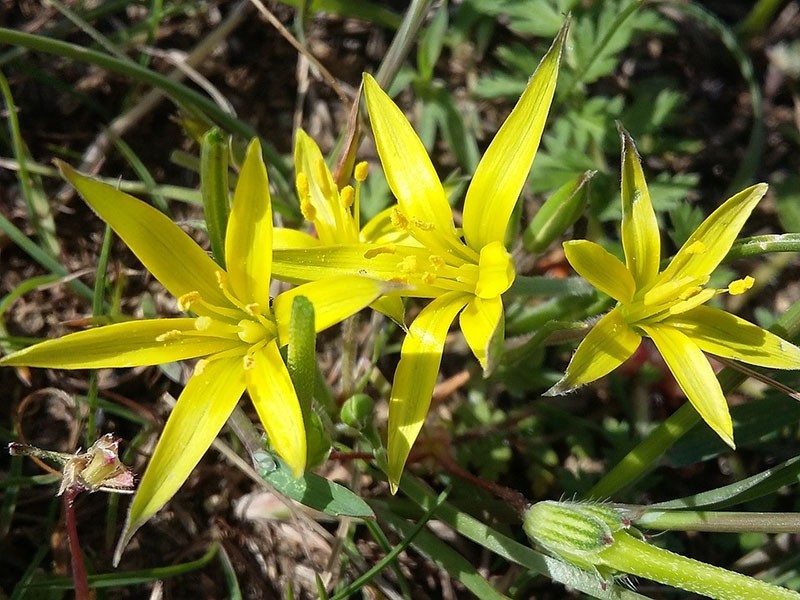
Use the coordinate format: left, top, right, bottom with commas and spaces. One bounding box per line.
0, 27, 292, 198
0, 70, 60, 257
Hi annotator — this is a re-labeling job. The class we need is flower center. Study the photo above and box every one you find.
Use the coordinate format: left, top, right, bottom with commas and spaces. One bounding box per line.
474, 241, 515, 299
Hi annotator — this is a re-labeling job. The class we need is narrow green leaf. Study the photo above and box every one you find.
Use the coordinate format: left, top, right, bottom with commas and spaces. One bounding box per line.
201, 128, 230, 268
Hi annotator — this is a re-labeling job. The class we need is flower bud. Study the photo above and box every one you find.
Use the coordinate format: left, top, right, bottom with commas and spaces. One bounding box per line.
524, 170, 594, 253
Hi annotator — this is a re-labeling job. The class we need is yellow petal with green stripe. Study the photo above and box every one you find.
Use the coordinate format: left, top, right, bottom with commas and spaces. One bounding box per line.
387, 292, 469, 492
116, 354, 246, 564
0, 319, 241, 369
246, 340, 306, 477
665, 305, 800, 369
563, 240, 635, 303
58, 161, 228, 309
546, 307, 641, 395
462, 22, 566, 250
641, 323, 734, 447
619, 129, 660, 290
225, 139, 273, 308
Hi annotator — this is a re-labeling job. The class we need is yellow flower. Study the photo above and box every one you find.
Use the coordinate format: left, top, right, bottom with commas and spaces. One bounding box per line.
271, 24, 567, 490
0, 140, 388, 555
546, 129, 800, 446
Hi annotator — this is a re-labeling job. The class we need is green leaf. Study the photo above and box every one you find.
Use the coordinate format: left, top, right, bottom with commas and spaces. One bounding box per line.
256, 453, 374, 519
417, 1, 448, 82
200, 128, 231, 268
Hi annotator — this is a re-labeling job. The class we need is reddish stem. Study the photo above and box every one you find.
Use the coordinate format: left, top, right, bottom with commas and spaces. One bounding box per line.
63, 488, 90, 600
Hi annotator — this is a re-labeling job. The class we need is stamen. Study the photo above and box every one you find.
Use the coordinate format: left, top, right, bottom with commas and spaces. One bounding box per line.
354, 161, 369, 182
390, 208, 409, 231
399, 255, 419, 273
314, 159, 334, 198
178, 291, 201, 312
156, 330, 183, 342
364, 245, 397, 259
667, 288, 718, 316
296, 173, 311, 202
195, 316, 213, 331
422, 272, 437, 285
429, 255, 445, 269
642, 276, 697, 307
300, 199, 317, 221
340, 185, 355, 209
411, 217, 434, 232
238, 319, 269, 344
728, 276, 755, 296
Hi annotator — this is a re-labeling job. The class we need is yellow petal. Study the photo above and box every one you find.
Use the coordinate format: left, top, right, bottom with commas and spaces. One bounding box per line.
665, 305, 800, 369
0, 319, 241, 369
640, 323, 734, 447
272, 275, 392, 344
246, 340, 306, 477
619, 129, 661, 290
271, 245, 445, 298
462, 23, 566, 250
658, 183, 768, 284
58, 161, 228, 309
273, 226, 321, 249
224, 139, 273, 308
387, 292, 469, 492
563, 240, 635, 303
371, 295, 407, 327
363, 74, 458, 251
116, 355, 245, 564
459, 295, 503, 371
474, 241, 515, 299
295, 129, 357, 244
545, 307, 641, 394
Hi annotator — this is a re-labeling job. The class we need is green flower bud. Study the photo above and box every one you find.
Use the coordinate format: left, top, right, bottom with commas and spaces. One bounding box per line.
523, 170, 594, 253
340, 393, 375, 430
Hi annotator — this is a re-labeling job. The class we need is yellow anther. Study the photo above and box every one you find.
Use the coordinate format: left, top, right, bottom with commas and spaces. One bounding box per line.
296, 172, 311, 201
178, 291, 201, 312
300, 199, 317, 222
429, 255, 445, 269
668, 288, 717, 316
677, 286, 703, 301
354, 161, 369, 182
399, 255, 418, 273
642, 276, 696, 307
422, 272, 437, 285
411, 217, 434, 231
340, 185, 355, 209
194, 316, 213, 331
156, 330, 182, 342
194, 358, 209, 375
685, 240, 706, 255
364, 245, 397, 259
246, 303, 262, 316
728, 276, 755, 296
314, 159, 334, 198
389, 275, 409, 285
391, 208, 409, 230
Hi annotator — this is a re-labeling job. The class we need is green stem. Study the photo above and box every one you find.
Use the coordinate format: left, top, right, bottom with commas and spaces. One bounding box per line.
600, 531, 800, 600
725, 234, 800, 262
591, 297, 800, 499
634, 509, 800, 533
374, 0, 434, 88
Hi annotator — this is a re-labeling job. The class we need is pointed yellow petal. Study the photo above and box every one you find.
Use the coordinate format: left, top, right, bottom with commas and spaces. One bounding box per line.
387, 292, 469, 492
546, 307, 641, 394
462, 23, 566, 249
272, 275, 391, 344
641, 323, 734, 447
246, 340, 306, 477
658, 183, 768, 284
225, 139, 273, 308
363, 74, 458, 250
459, 295, 503, 371
58, 161, 228, 308
273, 226, 321, 249
563, 240, 635, 303
117, 355, 245, 561
619, 129, 660, 290
0, 319, 241, 369
295, 129, 357, 244
665, 305, 800, 369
